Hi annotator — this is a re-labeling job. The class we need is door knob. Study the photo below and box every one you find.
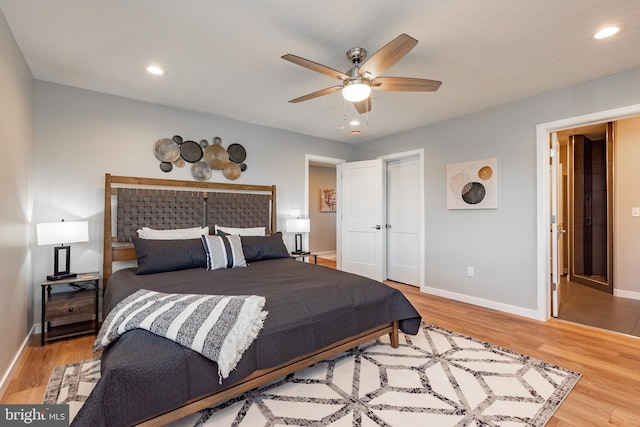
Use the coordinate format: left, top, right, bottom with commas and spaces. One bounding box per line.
372, 225, 381, 229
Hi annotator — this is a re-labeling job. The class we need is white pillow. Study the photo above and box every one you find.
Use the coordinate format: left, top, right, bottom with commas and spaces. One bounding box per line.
201, 234, 247, 270
137, 226, 209, 240
215, 225, 266, 236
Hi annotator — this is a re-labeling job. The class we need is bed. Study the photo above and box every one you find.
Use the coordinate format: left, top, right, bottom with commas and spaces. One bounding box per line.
72, 174, 421, 426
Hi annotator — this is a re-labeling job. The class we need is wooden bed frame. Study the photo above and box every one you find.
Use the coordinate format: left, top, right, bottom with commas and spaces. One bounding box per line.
102, 174, 400, 426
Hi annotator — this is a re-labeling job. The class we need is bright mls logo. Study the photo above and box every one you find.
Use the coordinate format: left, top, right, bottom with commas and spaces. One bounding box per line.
1, 405, 68, 426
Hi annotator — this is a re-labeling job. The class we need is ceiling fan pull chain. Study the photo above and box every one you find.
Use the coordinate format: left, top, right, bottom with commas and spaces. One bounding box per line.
343, 98, 347, 121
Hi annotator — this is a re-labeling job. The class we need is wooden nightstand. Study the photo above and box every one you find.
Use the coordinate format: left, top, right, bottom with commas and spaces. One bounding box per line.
40, 272, 100, 346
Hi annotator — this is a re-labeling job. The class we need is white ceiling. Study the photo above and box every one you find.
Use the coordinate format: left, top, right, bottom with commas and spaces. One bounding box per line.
1, 0, 639, 143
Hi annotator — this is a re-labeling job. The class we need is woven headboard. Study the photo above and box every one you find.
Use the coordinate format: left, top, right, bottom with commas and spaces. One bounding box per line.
103, 174, 277, 286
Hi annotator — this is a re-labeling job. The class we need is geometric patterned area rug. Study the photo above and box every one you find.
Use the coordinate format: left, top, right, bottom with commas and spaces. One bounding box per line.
44, 323, 580, 426
42, 358, 100, 423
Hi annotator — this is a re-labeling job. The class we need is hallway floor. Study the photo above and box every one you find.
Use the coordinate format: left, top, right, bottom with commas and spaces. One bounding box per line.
558, 276, 640, 337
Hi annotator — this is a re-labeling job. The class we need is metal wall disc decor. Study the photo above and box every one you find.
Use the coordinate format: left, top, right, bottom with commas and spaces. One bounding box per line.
154, 138, 180, 162
204, 144, 230, 170
153, 135, 247, 181
223, 162, 241, 180
191, 161, 212, 181
227, 143, 247, 163
180, 140, 203, 163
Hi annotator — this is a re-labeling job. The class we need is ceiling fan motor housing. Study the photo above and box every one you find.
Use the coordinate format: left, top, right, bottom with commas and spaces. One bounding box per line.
346, 47, 367, 65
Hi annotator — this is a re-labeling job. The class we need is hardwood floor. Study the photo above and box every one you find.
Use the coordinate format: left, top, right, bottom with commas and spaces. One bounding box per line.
2, 265, 639, 425
0, 335, 98, 405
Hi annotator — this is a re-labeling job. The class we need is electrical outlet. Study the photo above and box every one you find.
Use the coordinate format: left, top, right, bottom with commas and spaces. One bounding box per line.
466, 266, 474, 277
632, 207, 640, 217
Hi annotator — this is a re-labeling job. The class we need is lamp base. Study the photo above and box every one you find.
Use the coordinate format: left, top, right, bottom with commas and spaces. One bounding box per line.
47, 272, 77, 281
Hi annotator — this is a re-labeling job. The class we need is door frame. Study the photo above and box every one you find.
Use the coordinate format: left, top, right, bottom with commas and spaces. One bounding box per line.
536, 103, 640, 320
378, 149, 425, 288
305, 154, 346, 267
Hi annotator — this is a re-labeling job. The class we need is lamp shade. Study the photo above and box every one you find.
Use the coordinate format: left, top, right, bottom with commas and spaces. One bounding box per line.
37, 221, 89, 246
342, 80, 371, 102
286, 218, 310, 233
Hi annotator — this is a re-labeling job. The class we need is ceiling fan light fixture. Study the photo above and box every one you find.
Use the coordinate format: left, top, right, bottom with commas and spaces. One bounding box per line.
342, 80, 371, 102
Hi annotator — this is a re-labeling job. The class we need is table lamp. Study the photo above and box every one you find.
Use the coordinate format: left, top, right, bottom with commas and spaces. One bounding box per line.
37, 220, 89, 281
286, 218, 310, 255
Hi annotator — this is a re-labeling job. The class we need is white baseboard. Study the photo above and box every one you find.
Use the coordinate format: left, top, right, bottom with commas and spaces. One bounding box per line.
314, 251, 336, 260
614, 289, 640, 300
0, 325, 35, 398
421, 286, 545, 321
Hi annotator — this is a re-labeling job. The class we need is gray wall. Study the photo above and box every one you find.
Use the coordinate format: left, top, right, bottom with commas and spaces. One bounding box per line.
31, 81, 361, 327
309, 165, 337, 253
354, 68, 640, 315
0, 10, 34, 393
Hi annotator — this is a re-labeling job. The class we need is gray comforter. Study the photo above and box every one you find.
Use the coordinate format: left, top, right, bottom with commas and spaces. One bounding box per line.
73, 258, 421, 426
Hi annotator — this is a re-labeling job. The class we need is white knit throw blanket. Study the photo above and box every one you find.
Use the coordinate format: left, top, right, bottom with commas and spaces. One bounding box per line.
93, 289, 268, 380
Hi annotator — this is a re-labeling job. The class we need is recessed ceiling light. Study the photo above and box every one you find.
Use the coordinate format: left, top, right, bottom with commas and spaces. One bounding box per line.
594, 26, 621, 39
349, 120, 360, 126
146, 65, 165, 75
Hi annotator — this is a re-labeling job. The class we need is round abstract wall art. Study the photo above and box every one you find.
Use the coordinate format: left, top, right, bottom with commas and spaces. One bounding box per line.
446, 158, 497, 209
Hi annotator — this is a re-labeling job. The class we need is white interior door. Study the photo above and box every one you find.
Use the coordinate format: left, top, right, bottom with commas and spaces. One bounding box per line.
551, 132, 561, 317
387, 158, 420, 286
339, 159, 385, 281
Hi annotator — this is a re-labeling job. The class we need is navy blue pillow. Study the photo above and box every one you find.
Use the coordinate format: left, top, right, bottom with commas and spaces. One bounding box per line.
132, 236, 207, 274
217, 231, 290, 262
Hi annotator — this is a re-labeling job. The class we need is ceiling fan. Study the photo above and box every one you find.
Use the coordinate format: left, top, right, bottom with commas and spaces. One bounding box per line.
282, 33, 442, 114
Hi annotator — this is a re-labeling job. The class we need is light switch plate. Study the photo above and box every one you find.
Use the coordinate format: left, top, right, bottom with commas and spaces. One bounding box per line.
632, 207, 640, 217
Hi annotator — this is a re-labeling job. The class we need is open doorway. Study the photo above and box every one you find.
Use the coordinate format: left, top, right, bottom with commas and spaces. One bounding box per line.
309, 162, 338, 263
546, 117, 640, 336
557, 124, 613, 293
305, 155, 345, 267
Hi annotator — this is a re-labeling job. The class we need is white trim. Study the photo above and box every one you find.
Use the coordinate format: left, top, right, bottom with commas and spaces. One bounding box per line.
614, 289, 640, 300
377, 149, 426, 289
313, 250, 336, 257
422, 286, 544, 321
305, 154, 346, 269
536, 103, 640, 320
0, 325, 35, 398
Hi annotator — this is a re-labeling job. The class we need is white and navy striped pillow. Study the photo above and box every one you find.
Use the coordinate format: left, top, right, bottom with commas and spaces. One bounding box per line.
201, 234, 247, 270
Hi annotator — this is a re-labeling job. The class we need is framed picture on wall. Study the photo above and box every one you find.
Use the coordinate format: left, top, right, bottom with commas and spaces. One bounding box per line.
320, 188, 336, 212
446, 157, 498, 209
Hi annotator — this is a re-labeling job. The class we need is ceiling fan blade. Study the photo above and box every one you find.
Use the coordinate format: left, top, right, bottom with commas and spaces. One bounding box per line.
353, 97, 372, 114
282, 54, 349, 81
359, 34, 418, 79
372, 77, 442, 92
288, 85, 343, 103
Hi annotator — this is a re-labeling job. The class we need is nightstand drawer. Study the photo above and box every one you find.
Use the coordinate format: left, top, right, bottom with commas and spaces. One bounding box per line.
46, 296, 95, 321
